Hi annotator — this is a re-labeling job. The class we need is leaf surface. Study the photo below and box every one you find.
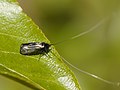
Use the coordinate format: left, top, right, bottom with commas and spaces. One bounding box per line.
0, 0, 81, 90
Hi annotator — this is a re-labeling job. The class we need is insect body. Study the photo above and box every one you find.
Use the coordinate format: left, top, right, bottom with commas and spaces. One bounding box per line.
19, 19, 120, 86
20, 42, 51, 55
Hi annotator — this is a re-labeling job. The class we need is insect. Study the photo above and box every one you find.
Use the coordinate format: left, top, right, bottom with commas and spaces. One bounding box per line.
19, 18, 120, 87
20, 42, 51, 56
20, 18, 105, 56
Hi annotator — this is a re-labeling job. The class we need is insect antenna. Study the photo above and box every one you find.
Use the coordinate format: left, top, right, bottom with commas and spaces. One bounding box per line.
51, 17, 108, 46
61, 56, 120, 87
51, 17, 120, 87
50, 49, 120, 87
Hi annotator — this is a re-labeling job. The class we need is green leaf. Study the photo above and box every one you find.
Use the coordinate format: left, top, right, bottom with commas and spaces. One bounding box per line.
0, 0, 81, 90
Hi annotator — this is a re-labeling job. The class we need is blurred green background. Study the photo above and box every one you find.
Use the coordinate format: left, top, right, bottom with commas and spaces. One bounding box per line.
1, 0, 120, 90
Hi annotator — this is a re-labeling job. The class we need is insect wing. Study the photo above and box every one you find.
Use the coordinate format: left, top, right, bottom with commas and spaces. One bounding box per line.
20, 43, 41, 55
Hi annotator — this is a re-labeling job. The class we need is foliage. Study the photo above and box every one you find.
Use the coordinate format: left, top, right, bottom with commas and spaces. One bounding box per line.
0, 0, 81, 90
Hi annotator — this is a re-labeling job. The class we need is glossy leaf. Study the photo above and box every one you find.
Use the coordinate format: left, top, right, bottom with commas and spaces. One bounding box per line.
0, 0, 81, 90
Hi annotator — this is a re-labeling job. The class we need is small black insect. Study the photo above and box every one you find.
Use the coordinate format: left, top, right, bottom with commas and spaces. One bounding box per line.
19, 20, 119, 86
20, 42, 51, 55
